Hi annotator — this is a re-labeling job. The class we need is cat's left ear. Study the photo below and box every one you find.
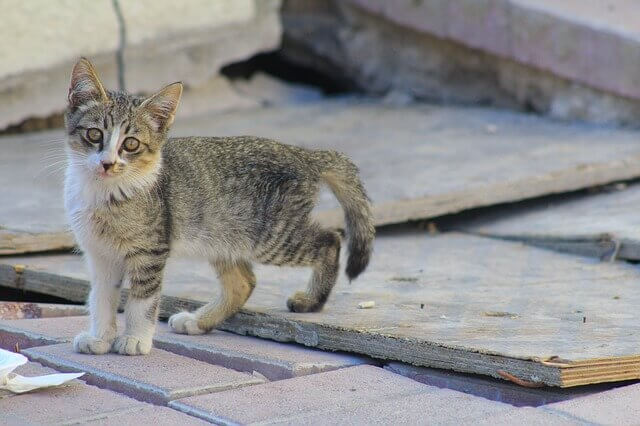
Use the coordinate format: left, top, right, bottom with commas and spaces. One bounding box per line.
140, 82, 183, 132
68, 58, 108, 108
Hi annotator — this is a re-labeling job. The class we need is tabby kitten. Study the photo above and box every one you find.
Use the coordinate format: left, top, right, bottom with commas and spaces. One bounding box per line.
64, 58, 375, 355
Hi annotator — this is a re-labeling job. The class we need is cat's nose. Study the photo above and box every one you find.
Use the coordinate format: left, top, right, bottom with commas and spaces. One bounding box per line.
101, 161, 114, 172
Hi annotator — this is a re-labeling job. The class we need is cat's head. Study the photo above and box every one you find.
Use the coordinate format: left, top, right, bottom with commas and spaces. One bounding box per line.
64, 58, 182, 182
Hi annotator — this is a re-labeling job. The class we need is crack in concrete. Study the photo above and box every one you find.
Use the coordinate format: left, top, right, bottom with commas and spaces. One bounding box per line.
111, 0, 127, 92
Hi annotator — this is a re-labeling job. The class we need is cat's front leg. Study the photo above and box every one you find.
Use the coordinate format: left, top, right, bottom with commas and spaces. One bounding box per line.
112, 254, 166, 355
74, 253, 123, 355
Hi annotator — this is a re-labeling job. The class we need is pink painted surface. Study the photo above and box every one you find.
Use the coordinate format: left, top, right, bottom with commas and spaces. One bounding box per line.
349, 0, 640, 99
170, 365, 511, 424
23, 343, 264, 405
3, 362, 207, 425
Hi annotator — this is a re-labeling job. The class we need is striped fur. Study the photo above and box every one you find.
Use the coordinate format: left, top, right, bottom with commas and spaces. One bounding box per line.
64, 59, 375, 355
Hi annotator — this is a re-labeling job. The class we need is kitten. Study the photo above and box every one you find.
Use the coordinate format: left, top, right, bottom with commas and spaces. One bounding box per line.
64, 58, 375, 355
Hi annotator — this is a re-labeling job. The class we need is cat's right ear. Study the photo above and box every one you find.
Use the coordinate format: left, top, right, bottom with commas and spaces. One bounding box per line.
68, 58, 108, 108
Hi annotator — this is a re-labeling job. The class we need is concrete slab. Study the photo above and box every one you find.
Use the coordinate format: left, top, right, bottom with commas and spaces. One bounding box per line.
170, 365, 511, 424
23, 343, 265, 405
0, 362, 205, 425
154, 321, 370, 381
544, 383, 640, 425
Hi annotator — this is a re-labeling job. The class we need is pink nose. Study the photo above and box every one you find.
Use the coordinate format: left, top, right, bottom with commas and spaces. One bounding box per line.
101, 161, 114, 172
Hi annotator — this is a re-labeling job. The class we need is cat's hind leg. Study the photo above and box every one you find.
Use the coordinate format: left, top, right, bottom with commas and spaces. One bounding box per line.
284, 227, 341, 313
169, 259, 255, 335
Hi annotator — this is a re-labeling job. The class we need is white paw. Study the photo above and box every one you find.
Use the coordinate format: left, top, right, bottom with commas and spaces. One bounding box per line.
111, 335, 152, 355
73, 332, 112, 355
168, 311, 206, 335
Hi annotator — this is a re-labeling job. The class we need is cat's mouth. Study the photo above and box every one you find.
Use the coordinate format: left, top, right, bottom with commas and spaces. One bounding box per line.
97, 168, 118, 179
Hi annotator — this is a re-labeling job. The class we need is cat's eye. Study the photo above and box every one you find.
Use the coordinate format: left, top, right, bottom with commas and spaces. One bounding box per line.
122, 137, 140, 152
86, 128, 103, 143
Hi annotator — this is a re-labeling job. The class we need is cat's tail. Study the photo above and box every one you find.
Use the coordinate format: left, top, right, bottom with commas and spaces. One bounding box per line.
316, 151, 375, 280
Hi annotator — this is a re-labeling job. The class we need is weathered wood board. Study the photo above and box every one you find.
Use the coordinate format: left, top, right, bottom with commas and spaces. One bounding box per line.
1, 231, 639, 387
4, 100, 640, 254
460, 184, 640, 261
0, 130, 74, 254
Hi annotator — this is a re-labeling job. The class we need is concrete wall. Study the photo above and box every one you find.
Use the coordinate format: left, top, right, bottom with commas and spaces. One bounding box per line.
281, 0, 640, 125
0, 0, 281, 130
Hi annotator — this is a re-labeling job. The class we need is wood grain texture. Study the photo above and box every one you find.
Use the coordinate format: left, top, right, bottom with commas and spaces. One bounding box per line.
0, 229, 75, 255
1, 231, 639, 387
4, 100, 640, 253
461, 184, 640, 261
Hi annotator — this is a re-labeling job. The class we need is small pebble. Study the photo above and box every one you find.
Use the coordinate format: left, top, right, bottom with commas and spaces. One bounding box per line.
357, 301, 375, 309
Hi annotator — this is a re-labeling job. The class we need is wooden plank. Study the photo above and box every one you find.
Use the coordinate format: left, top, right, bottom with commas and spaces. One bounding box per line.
1, 231, 639, 387
0, 130, 73, 254
460, 184, 640, 261
0, 229, 75, 255
4, 100, 640, 253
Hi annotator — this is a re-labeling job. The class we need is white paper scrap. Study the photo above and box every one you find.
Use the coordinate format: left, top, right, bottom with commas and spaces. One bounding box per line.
0, 349, 84, 394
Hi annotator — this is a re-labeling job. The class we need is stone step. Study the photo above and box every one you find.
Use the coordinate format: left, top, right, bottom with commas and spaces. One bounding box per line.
283, 1, 640, 124
22, 343, 265, 405
348, 0, 640, 101
0, 315, 370, 381
1, 361, 207, 425
0, 0, 281, 129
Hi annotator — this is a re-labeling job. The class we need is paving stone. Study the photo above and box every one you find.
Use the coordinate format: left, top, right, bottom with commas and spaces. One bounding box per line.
475, 407, 586, 426
543, 382, 640, 425
0, 361, 205, 425
155, 322, 371, 380
80, 406, 210, 425
169, 365, 511, 424
385, 362, 607, 407
0, 316, 370, 381
22, 343, 265, 405
0, 316, 88, 350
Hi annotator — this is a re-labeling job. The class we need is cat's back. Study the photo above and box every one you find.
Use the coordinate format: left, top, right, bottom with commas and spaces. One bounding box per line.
161, 136, 320, 180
